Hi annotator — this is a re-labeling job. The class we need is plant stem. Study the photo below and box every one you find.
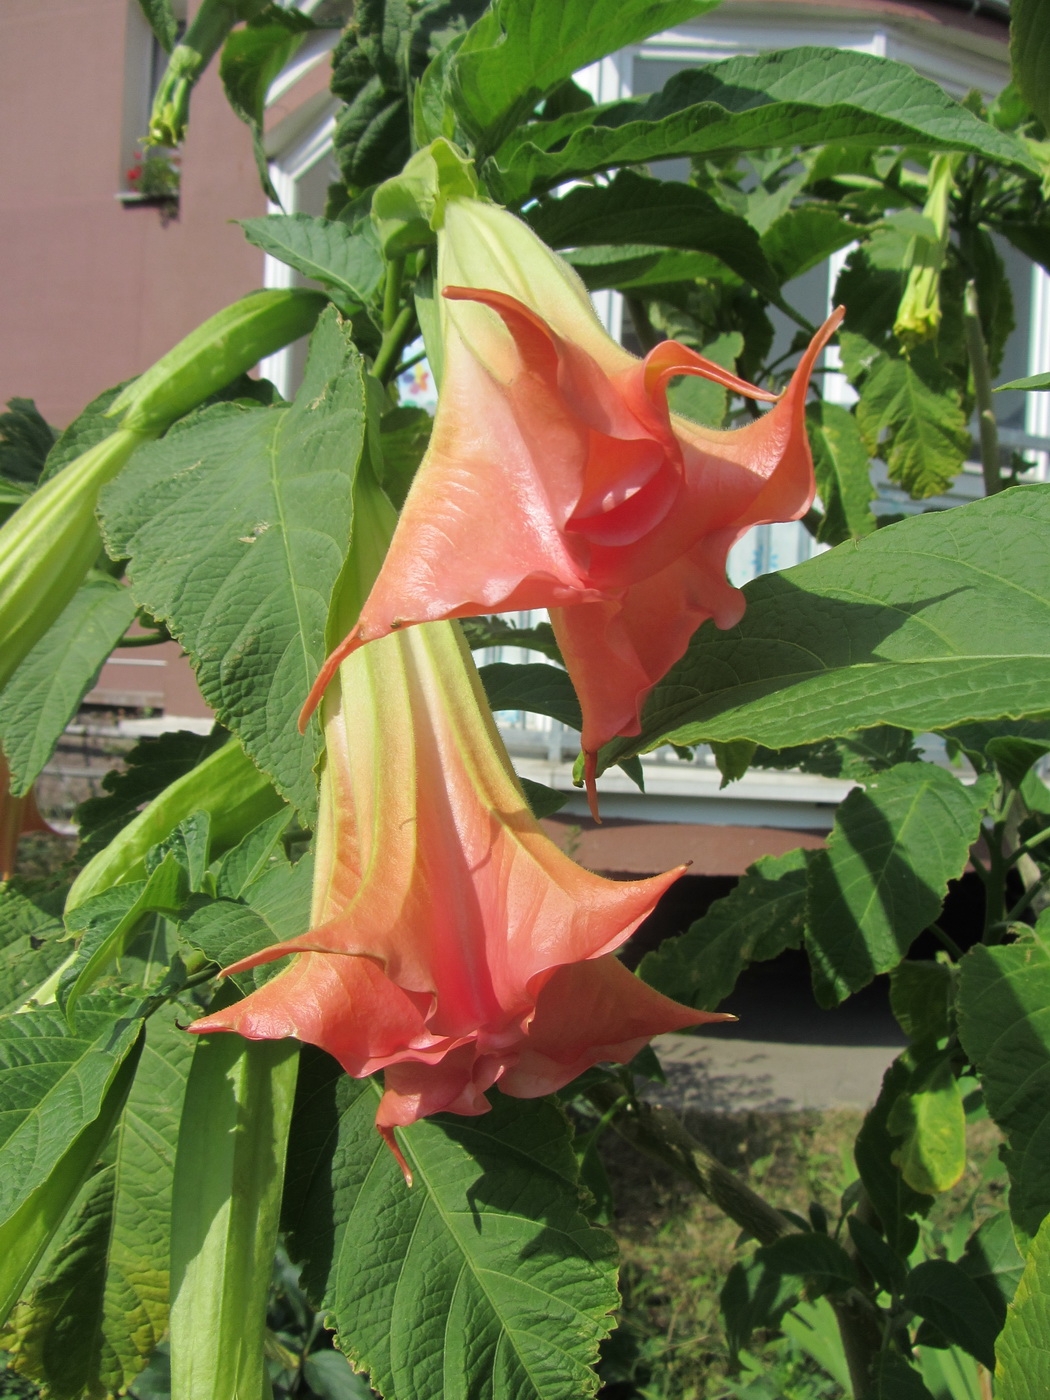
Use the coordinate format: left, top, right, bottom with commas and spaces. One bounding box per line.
382, 257, 405, 333
373, 305, 416, 384
963, 279, 1003, 496
929, 922, 964, 959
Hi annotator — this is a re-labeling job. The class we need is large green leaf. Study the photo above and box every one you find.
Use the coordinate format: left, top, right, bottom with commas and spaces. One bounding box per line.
639, 847, 808, 1011
760, 206, 858, 285
284, 1052, 619, 1400
448, 0, 721, 153
99, 310, 367, 820
2, 1005, 193, 1397
488, 47, 1038, 202
855, 350, 971, 498
0, 887, 66, 1016
806, 401, 877, 546
957, 916, 1050, 1245
220, 7, 314, 203
903, 1258, 1001, 1370
855, 1058, 933, 1257
805, 764, 987, 1006
0, 398, 55, 488
479, 662, 582, 731
598, 487, 1050, 772
524, 171, 781, 301
239, 215, 384, 308
1011, 0, 1050, 134
721, 1232, 857, 1357
0, 1001, 144, 1325
0, 577, 136, 795
996, 1207, 1050, 1400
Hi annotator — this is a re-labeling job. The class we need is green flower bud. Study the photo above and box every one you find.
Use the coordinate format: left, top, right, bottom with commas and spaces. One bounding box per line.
0, 428, 147, 692
894, 154, 958, 348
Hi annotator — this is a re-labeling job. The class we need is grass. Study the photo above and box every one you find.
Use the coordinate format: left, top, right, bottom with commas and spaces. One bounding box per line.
597, 1106, 1006, 1400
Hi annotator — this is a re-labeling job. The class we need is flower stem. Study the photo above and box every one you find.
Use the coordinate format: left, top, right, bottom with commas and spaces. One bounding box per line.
963, 280, 1003, 496
373, 305, 416, 385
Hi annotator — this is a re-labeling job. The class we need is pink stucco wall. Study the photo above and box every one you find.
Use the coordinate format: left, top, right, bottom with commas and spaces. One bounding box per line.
0, 0, 267, 429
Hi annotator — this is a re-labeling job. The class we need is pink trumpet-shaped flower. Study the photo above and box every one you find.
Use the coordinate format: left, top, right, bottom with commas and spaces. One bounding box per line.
300, 197, 843, 815
191, 622, 721, 1180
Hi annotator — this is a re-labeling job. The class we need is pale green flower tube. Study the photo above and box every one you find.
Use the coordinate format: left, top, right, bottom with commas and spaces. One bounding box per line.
0, 428, 148, 692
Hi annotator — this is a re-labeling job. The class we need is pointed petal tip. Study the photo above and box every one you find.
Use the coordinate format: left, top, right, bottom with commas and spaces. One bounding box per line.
299, 632, 361, 732
378, 1123, 414, 1186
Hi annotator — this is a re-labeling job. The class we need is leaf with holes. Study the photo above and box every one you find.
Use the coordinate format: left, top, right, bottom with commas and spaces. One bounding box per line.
283, 1051, 618, 1400
99, 310, 366, 820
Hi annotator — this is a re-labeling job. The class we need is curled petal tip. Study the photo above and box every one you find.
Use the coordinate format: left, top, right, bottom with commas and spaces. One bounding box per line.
379, 1124, 414, 1186
299, 633, 360, 732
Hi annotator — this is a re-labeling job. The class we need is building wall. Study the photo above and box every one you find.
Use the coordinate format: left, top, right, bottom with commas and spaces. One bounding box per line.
0, 0, 266, 429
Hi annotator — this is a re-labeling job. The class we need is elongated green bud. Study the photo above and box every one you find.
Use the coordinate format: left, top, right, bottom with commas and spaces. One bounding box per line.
0, 428, 147, 692
1, 287, 326, 695
170, 1001, 297, 1400
894, 154, 958, 348
109, 288, 327, 434
148, 0, 269, 147
66, 737, 283, 913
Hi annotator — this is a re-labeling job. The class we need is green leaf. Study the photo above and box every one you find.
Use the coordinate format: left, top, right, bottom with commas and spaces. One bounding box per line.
0, 577, 137, 795
804, 764, 987, 1006
180, 854, 313, 993
0, 887, 66, 1017
855, 1058, 934, 1256
449, 0, 721, 154
239, 215, 384, 307
488, 47, 1038, 202
0, 997, 145, 1323
479, 662, 582, 730
903, 1258, 1001, 1369
847, 1215, 907, 1296
863, 1353, 937, 1399
3, 1004, 193, 1397
213, 808, 294, 900
524, 171, 782, 301
995, 1207, 1050, 1400
566, 245, 733, 294
639, 848, 808, 1011
957, 916, 1050, 1245
806, 401, 877, 546
219, 7, 314, 204
957, 1211, 1024, 1334
598, 487, 1050, 772
0, 398, 55, 488
753, 727, 921, 783
284, 1052, 619, 1400
761, 206, 858, 285
135, 0, 178, 51
721, 1233, 857, 1356
998, 371, 1050, 392
1011, 0, 1050, 134
461, 615, 562, 664
99, 310, 368, 820
170, 999, 298, 1400
886, 1049, 966, 1195
519, 777, 569, 819
890, 960, 954, 1045
61, 854, 190, 1020
986, 736, 1050, 790
855, 350, 971, 498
